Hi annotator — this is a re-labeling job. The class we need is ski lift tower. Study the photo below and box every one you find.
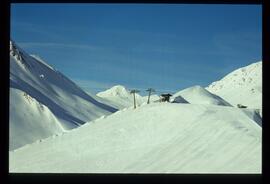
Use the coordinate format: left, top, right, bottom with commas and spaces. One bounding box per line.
130, 89, 140, 109
146, 88, 155, 104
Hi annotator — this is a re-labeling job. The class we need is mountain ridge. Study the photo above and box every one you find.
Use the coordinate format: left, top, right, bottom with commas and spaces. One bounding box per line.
9, 40, 117, 150
206, 61, 262, 113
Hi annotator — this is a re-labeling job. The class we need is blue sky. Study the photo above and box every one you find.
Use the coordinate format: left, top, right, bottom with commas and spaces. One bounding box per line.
11, 4, 262, 95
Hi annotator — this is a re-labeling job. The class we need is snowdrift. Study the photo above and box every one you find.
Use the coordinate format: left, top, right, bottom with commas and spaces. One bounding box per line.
10, 103, 261, 173
9, 40, 117, 150
173, 85, 231, 106
206, 61, 262, 113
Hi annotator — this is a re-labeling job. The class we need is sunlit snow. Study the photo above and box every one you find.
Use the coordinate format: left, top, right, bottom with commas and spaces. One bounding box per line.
9, 41, 262, 173
10, 103, 261, 173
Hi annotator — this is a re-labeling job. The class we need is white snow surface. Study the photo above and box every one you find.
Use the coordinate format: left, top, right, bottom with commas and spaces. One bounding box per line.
141, 94, 160, 102
10, 103, 261, 173
9, 88, 65, 150
173, 85, 232, 106
206, 61, 262, 113
9, 41, 117, 150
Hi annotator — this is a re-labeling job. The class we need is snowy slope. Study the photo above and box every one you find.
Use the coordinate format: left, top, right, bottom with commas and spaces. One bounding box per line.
172, 85, 232, 106
10, 40, 117, 150
96, 85, 145, 109
171, 95, 189, 103
206, 61, 262, 112
10, 88, 65, 150
141, 94, 160, 103
9, 103, 261, 173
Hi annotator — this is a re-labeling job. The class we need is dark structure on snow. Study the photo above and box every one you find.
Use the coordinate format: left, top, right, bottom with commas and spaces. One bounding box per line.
130, 89, 140, 109
237, 104, 247, 108
146, 88, 155, 104
160, 93, 172, 102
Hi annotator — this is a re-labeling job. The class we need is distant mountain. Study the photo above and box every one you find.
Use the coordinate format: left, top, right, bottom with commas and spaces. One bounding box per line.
96, 85, 144, 109
172, 85, 232, 106
96, 85, 161, 109
206, 61, 262, 113
97, 85, 134, 98
10, 40, 117, 150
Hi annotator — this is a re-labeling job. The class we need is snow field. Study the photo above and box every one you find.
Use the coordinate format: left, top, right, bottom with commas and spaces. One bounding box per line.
10, 103, 261, 173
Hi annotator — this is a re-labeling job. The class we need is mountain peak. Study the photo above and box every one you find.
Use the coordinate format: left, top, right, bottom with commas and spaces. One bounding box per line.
111, 85, 127, 91
10, 40, 22, 60
173, 85, 231, 106
175, 85, 210, 96
97, 85, 130, 97
206, 61, 262, 110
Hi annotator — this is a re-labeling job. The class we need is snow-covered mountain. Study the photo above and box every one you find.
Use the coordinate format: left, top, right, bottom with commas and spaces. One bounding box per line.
172, 85, 232, 106
10, 88, 65, 150
9, 102, 261, 173
96, 85, 161, 109
206, 61, 262, 113
96, 85, 145, 109
97, 85, 133, 97
10, 40, 117, 150
9, 42, 262, 172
